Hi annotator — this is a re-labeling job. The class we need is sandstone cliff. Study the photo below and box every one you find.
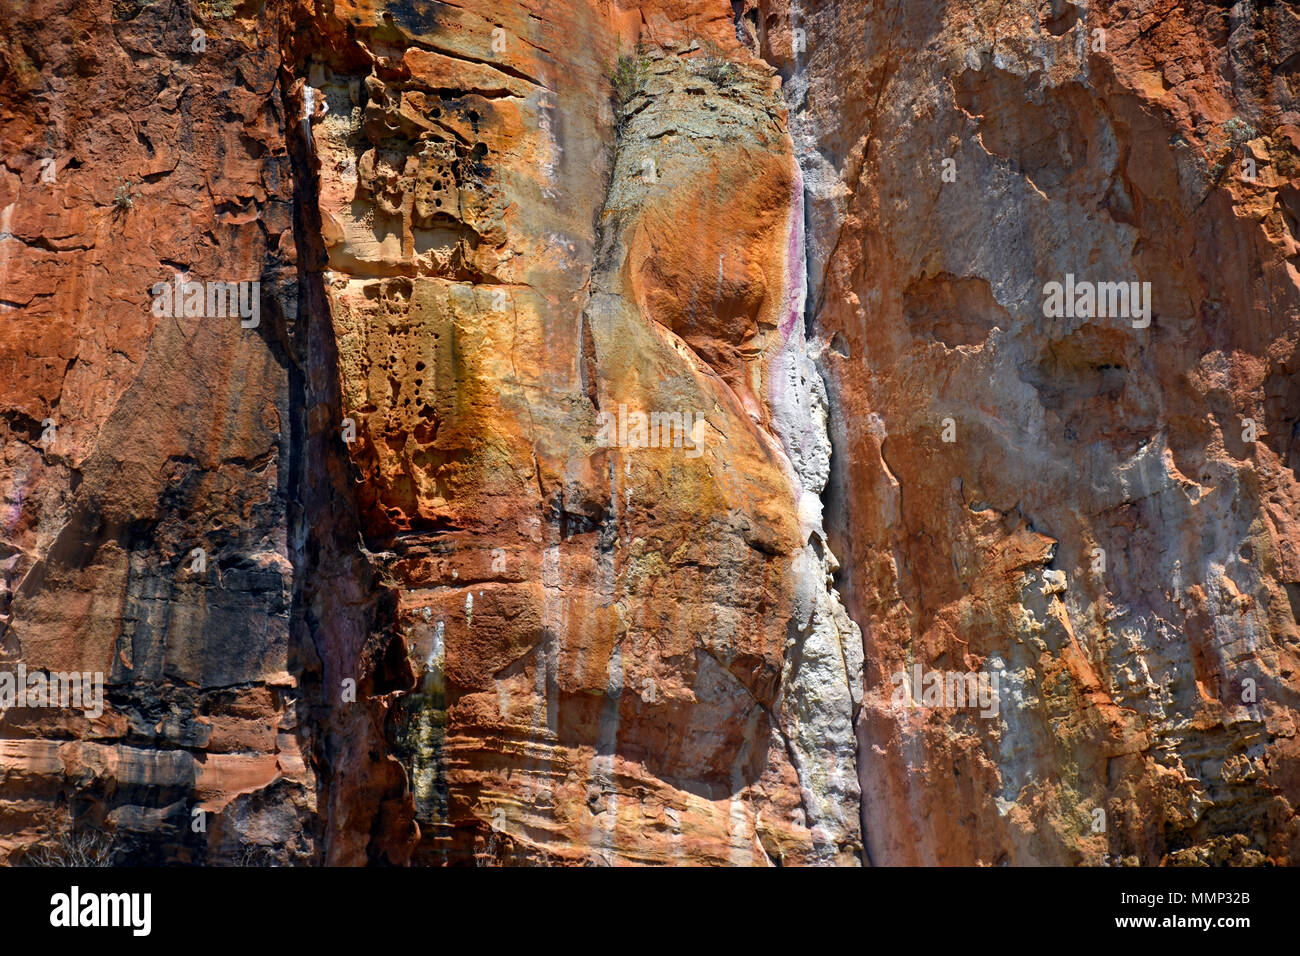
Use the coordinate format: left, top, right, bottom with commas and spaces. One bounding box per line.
0, 0, 1297, 866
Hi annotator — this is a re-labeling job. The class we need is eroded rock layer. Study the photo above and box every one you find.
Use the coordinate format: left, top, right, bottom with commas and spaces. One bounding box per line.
1, 0, 1297, 866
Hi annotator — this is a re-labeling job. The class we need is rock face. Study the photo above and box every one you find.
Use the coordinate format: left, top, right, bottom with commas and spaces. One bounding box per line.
0, 0, 318, 863
762, 0, 1300, 864
0, 0, 1296, 866
297, 2, 861, 865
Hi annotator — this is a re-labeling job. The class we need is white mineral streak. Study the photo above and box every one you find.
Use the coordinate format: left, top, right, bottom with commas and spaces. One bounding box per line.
766, 155, 865, 862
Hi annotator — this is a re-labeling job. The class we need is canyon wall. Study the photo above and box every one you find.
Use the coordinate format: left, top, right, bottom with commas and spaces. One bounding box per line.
760, 0, 1300, 864
1, 0, 1297, 866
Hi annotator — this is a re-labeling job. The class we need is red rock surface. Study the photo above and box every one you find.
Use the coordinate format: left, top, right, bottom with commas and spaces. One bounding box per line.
0, 0, 1296, 866
760, 0, 1300, 863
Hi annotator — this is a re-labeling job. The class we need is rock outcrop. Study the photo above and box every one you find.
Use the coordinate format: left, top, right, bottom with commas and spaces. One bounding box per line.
0, 0, 1297, 866
761, 0, 1300, 864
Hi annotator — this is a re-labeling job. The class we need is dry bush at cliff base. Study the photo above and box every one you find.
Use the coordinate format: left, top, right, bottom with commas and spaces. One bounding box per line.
23, 826, 119, 867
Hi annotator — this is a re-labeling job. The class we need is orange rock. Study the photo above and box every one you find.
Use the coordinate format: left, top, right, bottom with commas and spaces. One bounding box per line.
2, 0, 1297, 869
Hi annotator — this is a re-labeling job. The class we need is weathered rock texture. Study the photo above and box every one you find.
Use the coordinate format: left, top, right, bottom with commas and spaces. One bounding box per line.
0, 0, 318, 864
0, 0, 1297, 866
760, 0, 1300, 864
294, 1, 860, 865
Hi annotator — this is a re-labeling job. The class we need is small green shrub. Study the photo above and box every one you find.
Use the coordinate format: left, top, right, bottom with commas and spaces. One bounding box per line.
1223, 117, 1257, 145
696, 56, 738, 87
609, 50, 650, 107
113, 178, 141, 211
